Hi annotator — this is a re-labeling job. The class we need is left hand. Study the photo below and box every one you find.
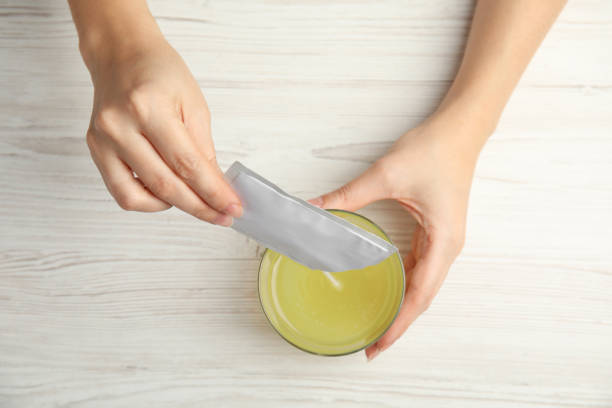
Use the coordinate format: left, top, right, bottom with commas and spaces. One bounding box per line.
309, 114, 484, 360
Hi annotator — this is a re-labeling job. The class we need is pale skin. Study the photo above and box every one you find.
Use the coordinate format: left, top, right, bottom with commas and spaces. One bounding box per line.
68, 0, 566, 360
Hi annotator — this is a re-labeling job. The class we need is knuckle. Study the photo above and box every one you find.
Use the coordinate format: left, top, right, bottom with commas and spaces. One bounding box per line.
442, 225, 466, 255
203, 185, 221, 204
202, 105, 212, 123
335, 185, 351, 206
85, 130, 98, 152
376, 338, 392, 351
371, 158, 396, 195
114, 190, 139, 211
172, 153, 201, 181
452, 232, 466, 254
410, 290, 434, 312
147, 175, 173, 199
126, 87, 150, 121
93, 108, 118, 134
193, 207, 215, 222
205, 151, 218, 168
371, 157, 390, 176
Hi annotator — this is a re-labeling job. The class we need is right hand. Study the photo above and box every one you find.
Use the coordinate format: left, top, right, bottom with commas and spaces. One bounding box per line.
83, 31, 242, 226
308, 114, 482, 360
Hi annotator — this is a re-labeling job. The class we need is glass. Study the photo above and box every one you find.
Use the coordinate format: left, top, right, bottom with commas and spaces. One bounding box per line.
258, 209, 405, 356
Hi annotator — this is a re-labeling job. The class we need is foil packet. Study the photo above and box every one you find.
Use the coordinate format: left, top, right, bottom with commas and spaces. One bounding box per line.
224, 161, 397, 272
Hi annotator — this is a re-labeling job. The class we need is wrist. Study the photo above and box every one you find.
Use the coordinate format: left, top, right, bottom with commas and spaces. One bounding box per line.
422, 104, 494, 166
69, 0, 163, 74
79, 21, 163, 74
433, 71, 509, 138
427, 87, 501, 160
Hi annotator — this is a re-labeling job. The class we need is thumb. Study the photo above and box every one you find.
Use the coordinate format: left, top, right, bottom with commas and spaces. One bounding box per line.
308, 164, 389, 212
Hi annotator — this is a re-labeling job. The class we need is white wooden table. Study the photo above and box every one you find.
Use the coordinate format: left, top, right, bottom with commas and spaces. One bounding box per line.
1, 1, 611, 407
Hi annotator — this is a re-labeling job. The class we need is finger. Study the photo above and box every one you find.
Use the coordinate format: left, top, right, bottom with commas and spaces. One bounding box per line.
182, 104, 216, 163
308, 162, 390, 212
366, 228, 418, 362
142, 110, 243, 218
365, 284, 424, 361
88, 132, 171, 212
115, 131, 233, 226
366, 227, 455, 360
181, 107, 244, 218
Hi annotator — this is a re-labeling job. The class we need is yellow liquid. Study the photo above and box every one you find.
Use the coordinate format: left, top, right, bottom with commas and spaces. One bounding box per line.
258, 210, 404, 355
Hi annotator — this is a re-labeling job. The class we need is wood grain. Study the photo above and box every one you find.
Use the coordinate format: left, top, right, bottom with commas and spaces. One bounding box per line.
1, 0, 611, 407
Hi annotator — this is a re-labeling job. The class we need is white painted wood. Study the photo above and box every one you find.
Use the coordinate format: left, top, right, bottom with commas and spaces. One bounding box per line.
1, 0, 611, 407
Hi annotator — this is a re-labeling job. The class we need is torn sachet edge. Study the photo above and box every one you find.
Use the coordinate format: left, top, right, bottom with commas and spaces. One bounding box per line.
224, 161, 399, 257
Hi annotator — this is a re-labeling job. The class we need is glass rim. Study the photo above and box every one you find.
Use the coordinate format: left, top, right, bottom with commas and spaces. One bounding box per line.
257, 208, 406, 357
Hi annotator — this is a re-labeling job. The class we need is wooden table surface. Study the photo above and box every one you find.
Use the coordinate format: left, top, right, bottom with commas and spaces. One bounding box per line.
1, 1, 611, 407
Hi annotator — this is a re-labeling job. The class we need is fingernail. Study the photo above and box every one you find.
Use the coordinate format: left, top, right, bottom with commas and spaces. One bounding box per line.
308, 197, 323, 208
213, 213, 233, 227
366, 344, 381, 362
224, 203, 243, 218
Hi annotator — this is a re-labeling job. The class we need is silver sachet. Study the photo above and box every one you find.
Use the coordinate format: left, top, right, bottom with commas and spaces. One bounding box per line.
224, 161, 397, 272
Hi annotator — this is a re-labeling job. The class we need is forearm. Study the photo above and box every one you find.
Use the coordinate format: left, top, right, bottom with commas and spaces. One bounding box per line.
68, 0, 163, 71
435, 0, 567, 154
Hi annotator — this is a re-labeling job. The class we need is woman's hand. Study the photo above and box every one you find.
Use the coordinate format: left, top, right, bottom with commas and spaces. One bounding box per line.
309, 114, 484, 360
78, 11, 242, 225
307, 0, 567, 360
